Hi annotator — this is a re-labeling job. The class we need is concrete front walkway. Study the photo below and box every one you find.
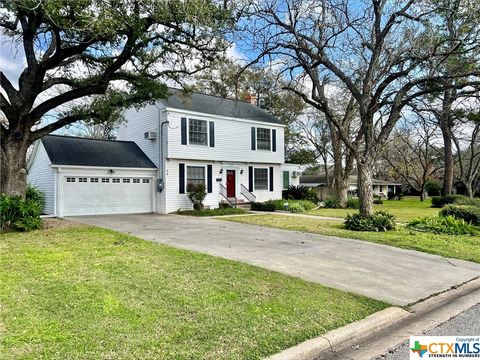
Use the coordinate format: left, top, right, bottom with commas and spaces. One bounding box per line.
67, 214, 480, 305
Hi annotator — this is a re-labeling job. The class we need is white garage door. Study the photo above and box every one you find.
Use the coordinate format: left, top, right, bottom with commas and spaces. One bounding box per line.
62, 176, 153, 216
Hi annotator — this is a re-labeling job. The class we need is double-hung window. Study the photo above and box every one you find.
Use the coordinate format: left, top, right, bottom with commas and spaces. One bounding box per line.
189, 119, 208, 146
187, 166, 205, 187
257, 128, 271, 150
254, 168, 268, 190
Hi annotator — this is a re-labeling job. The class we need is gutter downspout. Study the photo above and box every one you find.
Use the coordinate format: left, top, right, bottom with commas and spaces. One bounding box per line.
155, 103, 169, 192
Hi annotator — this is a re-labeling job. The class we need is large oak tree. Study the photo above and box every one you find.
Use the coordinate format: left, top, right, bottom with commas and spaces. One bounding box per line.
242, 0, 480, 215
0, 0, 233, 197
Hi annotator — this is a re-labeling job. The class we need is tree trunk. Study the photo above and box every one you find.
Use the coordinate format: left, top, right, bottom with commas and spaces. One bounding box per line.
420, 190, 426, 201
323, 159, 329, 187
465, 182, 474, 198
333, 177, 348, 208
357, 159, 374, 216
440, 91, 454, 196
441, 128, 454, 196
330, 127, 348, 208
0, 135, 30, 198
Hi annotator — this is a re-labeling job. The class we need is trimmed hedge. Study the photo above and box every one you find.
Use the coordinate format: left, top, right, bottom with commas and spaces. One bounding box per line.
344, 211, 396, 232
440, 205, 480, 226
251, 199, 317, 213
177, 208, 246, 217
431, 195, 469, 208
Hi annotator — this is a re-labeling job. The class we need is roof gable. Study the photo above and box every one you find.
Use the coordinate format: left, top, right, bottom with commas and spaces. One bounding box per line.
41, 135, 157, 169
158, 88, 283, 125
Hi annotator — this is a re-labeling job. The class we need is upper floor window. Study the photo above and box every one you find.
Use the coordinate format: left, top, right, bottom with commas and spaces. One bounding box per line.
189, 119, 208, 146
257, 128, 271, 150
187, 166, 205, 187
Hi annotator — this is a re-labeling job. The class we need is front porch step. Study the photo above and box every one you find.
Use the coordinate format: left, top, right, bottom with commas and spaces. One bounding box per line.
236, 202, 251, 210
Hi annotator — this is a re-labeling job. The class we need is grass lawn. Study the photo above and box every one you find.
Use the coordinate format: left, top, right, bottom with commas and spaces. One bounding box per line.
0, 223, 387, 360
307, 197, 439, 222
221, 215, 480, 264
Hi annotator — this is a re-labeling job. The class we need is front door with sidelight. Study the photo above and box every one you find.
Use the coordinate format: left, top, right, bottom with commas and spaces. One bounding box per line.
226, 170, 236, 197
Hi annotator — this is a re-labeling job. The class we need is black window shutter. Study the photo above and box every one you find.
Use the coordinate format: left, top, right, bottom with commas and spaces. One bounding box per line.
179, 163, 185, 194
272, 129, 276, 152
269, 166, 274, 191
209, 122, 215, 147
251, 127, 256, 150
248, 166, 254, 192
181, 118, 187, 145
207, 165, 213, 193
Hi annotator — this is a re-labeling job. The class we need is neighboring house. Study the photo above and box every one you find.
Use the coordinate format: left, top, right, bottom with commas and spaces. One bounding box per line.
300, 173, 402, 200
27, 89, 299, 216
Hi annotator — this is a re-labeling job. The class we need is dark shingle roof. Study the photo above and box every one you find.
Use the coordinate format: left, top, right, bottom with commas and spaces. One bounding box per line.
159, 88, 283, 125
41, 135, 157, 169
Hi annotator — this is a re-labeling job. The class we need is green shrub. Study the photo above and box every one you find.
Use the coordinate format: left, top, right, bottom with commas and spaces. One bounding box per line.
373, 198, 384, 205
344, 211, 396, 232
431, 194, 469, 208
251, 201, 277, 212
26, 185, 45, 207
455, 197, 480, 207
287, 200, 317, 213
407, 216, 478, 235
440, 205, 480, 226
251, 199, 317, 213
177, 207, 246, 216
324, 198, 340, 208
346, 198, 360, 209
425, 181, 441, 196
282, 185, 319, 203
288, 202, 305, 213
186, 183, 206, 210
0, 194, 42, 232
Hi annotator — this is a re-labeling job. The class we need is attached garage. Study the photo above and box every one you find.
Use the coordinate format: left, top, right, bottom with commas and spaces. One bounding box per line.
27, 135, 158, 217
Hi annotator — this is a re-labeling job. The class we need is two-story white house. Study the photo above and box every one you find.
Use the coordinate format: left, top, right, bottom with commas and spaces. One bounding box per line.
27, 89, 300, 216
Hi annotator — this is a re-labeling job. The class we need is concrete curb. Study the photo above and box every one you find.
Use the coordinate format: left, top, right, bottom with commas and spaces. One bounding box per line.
267, 277, 480, 360
266, 307, 410, 360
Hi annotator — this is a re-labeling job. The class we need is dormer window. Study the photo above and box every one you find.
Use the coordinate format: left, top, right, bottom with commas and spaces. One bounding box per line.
189, 119, 208, 146
257, 128, 271, 150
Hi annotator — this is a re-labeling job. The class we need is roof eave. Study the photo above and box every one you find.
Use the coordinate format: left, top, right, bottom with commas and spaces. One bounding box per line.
164, 106, 286, 127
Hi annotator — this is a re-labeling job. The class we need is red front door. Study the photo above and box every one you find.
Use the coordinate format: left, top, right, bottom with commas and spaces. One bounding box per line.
226, 170, 236, 197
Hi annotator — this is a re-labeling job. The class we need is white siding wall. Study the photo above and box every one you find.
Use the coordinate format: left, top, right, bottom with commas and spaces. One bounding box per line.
117, 105, 163, 166
164, 159, 282, 213
120, 103, 287, 213
27, 142, 56, 215
282, 164, 302, 188
166, 109, 285, 164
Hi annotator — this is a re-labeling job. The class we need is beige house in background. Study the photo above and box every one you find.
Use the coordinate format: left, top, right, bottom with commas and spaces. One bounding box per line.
300, 174, 402, 200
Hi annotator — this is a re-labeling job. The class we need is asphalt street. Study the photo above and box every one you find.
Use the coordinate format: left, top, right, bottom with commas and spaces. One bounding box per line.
378, 304, 480, 360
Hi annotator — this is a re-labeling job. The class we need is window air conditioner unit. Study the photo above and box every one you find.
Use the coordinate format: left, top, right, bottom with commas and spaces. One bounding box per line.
144, 131, 157, 140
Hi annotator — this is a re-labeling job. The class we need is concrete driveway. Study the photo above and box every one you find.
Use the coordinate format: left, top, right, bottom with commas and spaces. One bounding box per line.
67, 214, 480, 305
